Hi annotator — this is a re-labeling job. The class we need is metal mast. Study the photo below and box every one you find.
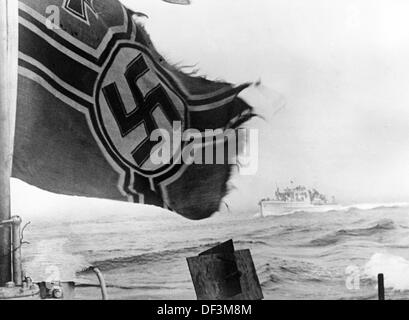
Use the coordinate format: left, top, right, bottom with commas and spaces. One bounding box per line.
0, 0, 18, 286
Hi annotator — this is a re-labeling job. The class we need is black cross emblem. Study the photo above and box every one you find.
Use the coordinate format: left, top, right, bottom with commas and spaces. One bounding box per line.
64, 0, 98, 23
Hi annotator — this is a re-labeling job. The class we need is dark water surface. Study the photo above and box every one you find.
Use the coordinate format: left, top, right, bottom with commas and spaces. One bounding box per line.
22, 203, 409, 299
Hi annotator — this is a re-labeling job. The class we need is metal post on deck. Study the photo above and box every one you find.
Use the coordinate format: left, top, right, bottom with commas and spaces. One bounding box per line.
0, 0, 19, 287
378, 273, 385, 300
11, 216, 23, 286
0, 1, 39, 299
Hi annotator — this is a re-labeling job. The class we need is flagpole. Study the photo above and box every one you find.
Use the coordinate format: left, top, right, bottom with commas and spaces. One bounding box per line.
0, 0, 18, 286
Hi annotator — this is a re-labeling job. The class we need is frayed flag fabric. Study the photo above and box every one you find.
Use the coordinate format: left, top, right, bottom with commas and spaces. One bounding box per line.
13, 0, 255, 220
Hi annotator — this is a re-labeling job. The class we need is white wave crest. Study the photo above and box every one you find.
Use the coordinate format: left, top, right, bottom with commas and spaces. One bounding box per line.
345, 202, 409, 211
256, 202, 409, 217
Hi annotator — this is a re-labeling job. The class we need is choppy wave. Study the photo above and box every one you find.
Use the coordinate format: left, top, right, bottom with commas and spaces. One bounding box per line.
345, 202, 409, 211
308, 219, 396, 247
75, 282, 178, 290
234, 239, 270, 246
23, 200, 409, 299
81, 241, 239, 273
256, 202, 409, 219
83, 249, 194, 272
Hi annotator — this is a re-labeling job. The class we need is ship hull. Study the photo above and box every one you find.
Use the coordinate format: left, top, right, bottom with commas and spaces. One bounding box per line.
260, 201, 339, 216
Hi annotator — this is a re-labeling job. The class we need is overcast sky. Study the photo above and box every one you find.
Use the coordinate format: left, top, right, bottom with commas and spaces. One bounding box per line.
12, 0, 409, 219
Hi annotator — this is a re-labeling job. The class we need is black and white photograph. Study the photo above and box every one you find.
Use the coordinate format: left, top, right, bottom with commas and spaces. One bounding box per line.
1, 0, 409, 308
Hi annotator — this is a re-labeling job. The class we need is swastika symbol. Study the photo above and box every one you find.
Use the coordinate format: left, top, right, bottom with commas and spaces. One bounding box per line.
102, 54, 181, 167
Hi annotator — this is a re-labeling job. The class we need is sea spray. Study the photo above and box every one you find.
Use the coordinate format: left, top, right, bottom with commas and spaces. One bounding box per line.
364, 253, 409, 292
23, 238, 90, 282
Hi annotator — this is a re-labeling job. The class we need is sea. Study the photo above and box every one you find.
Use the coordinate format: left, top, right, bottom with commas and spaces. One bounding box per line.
21, 202, 409, 300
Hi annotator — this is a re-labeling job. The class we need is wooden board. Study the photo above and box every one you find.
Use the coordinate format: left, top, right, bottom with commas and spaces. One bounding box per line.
187, 249, 263, 300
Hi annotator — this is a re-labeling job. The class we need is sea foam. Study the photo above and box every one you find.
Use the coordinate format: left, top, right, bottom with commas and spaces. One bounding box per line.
257, 202, 409, 217
364, 253, 409, 291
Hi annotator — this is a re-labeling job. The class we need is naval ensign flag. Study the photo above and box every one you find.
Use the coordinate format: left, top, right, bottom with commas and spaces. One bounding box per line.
13, 0, 255, 220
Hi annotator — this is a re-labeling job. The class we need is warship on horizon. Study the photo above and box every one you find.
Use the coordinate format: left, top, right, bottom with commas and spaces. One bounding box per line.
259, 184, 338, 216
